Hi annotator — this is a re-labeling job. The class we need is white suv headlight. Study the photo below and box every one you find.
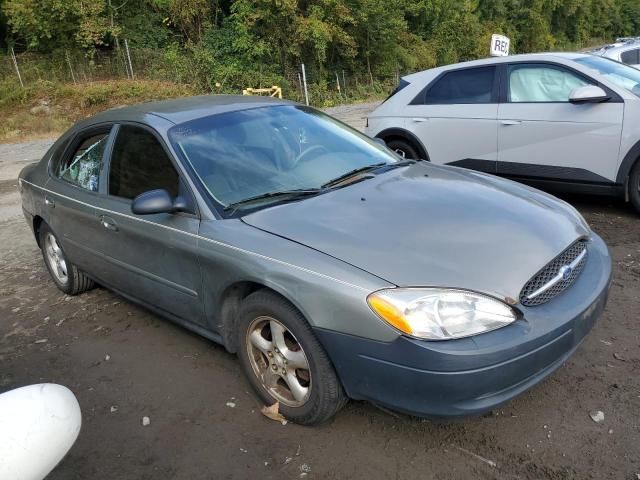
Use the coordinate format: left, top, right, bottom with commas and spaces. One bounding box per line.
367, 288, 516, 340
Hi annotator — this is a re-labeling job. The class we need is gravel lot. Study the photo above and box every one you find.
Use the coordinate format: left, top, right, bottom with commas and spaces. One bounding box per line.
1, 102, 639, 480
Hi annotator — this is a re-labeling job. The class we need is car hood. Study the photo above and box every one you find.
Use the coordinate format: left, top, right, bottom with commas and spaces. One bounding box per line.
242, 163, 589, 302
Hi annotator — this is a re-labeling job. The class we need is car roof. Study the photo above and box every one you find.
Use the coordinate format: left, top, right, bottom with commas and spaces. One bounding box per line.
402, 52, 589, 81
77, 95, 297, 129
594, 39, 640, 55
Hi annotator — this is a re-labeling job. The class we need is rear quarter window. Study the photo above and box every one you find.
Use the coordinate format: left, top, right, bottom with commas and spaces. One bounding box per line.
621, 49, 639, 65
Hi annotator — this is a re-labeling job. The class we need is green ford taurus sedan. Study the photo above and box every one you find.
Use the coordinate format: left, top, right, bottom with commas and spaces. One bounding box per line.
19, 96, 612, 424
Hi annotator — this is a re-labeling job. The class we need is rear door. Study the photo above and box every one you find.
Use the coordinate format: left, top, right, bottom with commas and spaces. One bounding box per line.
92, 124, 205, 324
497, 62, 624, 183
403, 65, 499, 173
45, 125, 114, 274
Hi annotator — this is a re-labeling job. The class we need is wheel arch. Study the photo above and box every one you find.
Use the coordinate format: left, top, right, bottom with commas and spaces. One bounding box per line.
375, 128, 430, 161
33, 215, 45, 248
616, 139, 640, 189
217, 280, 311, 354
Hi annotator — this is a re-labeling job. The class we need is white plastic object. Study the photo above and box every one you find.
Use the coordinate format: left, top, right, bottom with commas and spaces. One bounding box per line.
0, 384, 82, 480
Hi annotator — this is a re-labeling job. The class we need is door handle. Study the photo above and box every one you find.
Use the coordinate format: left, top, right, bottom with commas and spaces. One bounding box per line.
500, 120, 522, 126
411, 117, 428, 123
44, 196, 55, 208
100, 215, 118, 232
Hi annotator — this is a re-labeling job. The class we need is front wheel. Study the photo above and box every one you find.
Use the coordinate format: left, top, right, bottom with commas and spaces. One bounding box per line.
39, 223, 94, 295
237, 290, 347, 425
629, 161, 640, 214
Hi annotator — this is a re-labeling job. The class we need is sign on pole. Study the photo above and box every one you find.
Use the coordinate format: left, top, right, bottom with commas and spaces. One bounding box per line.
490, 34, 510, 57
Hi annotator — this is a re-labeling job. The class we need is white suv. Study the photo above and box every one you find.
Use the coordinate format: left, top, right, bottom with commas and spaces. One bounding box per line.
365, 53, 640, 212
592, 39, 640, 68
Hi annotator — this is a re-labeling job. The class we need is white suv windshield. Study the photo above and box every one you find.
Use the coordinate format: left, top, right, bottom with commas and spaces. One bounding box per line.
574, 55, 640, 96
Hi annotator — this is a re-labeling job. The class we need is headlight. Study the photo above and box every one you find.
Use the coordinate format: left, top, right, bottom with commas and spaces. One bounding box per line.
367, 288, 516, 340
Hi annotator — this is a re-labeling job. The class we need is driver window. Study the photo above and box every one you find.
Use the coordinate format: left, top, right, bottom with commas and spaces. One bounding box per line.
508, 65, 591, 102
57, 131, 109, 191
108, 125, 179, 200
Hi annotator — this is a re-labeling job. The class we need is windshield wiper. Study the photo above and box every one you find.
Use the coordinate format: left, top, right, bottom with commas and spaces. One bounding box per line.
321, 160, 415, 189
223, 188, 322, 212
321, 163, 386, 188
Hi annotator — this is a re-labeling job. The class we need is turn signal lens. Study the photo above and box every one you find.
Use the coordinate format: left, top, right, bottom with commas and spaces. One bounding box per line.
367, 288, 516, 340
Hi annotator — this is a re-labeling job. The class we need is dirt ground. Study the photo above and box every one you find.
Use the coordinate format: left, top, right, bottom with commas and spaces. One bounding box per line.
1, 103, 639, 480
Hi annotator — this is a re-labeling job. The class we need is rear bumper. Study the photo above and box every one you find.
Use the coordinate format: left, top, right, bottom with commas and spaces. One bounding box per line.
315, 233, 612, 417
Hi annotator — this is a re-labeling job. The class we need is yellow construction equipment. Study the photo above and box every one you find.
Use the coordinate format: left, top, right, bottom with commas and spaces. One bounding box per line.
242, 86, 282, 99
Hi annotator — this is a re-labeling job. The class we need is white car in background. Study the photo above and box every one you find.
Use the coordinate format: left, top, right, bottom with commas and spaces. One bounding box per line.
591, 38, 640, 68
365, 53, 640, 213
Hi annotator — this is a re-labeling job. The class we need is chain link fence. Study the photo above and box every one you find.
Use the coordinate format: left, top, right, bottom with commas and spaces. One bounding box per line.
1, 46, 400, 105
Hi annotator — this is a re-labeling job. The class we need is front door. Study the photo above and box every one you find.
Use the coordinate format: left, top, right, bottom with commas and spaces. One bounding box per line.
93, 124, 205, 324
497, 63, 624, 183
403, 65, 499, 172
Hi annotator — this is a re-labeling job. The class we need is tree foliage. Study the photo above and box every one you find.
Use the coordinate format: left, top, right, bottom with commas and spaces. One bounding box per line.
2, 0, 639, 85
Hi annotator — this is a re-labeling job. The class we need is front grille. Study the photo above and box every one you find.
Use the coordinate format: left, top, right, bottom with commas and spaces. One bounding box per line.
519, 239, 588, 307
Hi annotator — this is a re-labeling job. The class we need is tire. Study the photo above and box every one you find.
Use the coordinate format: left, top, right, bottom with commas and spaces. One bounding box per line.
384, 138, 421, 160
39, 222, 94, 296
629, 160, 640, 214
237, 289, 347, 425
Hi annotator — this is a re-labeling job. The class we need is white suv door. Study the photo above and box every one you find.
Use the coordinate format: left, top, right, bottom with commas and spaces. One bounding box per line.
497, 63, 624, 183
403, 66, 499, 173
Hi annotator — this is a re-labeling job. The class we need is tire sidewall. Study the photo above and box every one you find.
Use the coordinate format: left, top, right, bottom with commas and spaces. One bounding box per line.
236, 292, 334, 422
39, 223, 74, 294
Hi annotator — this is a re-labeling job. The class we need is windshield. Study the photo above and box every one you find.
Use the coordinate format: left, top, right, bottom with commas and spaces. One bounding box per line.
574, 55, 640, 96
169, 105, 400, 208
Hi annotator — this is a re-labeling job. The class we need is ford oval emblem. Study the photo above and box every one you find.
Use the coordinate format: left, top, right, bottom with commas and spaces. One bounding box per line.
559, 265, 573, 281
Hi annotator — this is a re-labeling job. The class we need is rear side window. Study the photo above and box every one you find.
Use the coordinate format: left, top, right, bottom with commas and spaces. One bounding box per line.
57, 131, 109, 192
108, 125, 179, 200
621, 48, 639, 65
422, 67, 496, 105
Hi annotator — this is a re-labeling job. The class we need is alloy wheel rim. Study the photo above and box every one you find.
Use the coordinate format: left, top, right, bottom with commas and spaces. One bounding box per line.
45, 232, 69, 284
246, 316, 311, 407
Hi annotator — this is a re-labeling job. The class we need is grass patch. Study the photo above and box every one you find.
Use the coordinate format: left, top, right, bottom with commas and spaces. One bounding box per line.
0, 79, 200, 143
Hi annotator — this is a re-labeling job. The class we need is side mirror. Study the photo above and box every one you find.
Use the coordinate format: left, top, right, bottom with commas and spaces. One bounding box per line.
569, 85, 609, 104
132, 189, 183, 215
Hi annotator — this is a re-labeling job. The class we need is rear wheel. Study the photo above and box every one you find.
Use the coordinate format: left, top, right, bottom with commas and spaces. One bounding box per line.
237, 290, 347, 425
629, 161, 640, 214
39, 223, 94, 295
384, 138, 421, 160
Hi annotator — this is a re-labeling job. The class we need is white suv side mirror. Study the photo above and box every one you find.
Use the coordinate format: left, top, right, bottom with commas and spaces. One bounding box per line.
569, 85, 610, 104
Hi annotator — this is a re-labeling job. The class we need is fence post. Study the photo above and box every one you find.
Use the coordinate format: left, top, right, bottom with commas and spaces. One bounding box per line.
335, 72, 341, 99
10, 48, 24, 88
121, 47, 131, 79
301, 63, 309, 106
124, 39, 135, 80
66, 51, 77, 84
342, 70, 347, 97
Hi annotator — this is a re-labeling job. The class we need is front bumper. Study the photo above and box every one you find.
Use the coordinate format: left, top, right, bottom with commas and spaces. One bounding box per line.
315, 233, 612, 417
